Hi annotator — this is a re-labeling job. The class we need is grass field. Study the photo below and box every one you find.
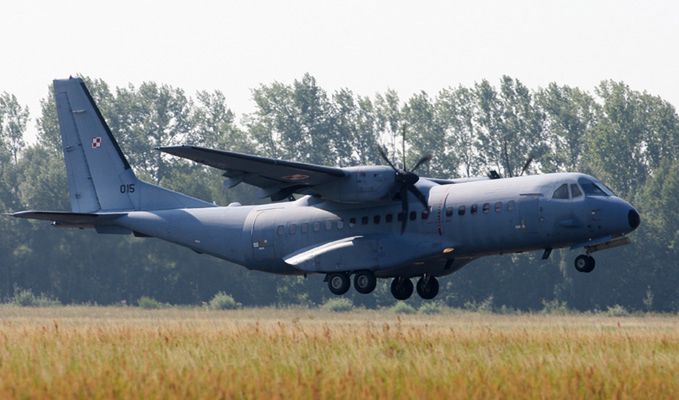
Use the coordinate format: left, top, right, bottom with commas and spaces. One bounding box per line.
0, 306, 677, 399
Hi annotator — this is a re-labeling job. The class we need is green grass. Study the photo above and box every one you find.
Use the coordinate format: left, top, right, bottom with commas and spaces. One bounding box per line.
0, 306, 677, 399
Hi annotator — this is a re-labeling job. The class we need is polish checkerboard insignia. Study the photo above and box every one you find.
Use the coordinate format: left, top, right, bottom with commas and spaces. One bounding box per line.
282, 174, 310, 181
92, 137, 102, 149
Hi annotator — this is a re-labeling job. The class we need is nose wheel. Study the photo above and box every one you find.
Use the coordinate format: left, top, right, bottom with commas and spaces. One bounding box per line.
574, 254, 596, 273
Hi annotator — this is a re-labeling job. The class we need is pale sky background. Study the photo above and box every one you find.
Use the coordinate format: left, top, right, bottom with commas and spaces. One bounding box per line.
1, 0, 678, 142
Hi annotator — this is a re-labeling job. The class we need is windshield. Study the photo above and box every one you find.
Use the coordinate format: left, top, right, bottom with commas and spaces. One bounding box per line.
578, 178, 609, 197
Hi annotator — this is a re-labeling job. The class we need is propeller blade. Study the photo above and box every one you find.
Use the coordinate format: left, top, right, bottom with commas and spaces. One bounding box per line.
488, 170, 502, 180
410, 153, 432, 173
401, 124, 407, 171
408, 185, 429, 209
519, 157, 534, 176
378, 146, 397, 171
400, 186, 409, 234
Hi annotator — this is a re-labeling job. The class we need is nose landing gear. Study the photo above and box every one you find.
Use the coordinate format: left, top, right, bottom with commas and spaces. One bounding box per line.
574, 254, 596, 273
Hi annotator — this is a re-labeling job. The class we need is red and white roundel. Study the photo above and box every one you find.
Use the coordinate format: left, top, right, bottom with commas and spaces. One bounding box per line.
92, 137, 102, 149
283, 174, 310, 181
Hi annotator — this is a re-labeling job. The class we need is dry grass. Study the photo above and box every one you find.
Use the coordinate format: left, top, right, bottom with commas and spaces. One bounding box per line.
0, 306, 678, 399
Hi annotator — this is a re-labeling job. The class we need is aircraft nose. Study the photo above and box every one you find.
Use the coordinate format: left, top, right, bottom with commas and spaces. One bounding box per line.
628, 208, 640, 231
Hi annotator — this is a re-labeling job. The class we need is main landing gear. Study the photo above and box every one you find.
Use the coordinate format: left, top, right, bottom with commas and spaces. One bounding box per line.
416, 275, 439, 300
326, 271, 377, 295
390, 277, 414, 300
574, 254, 596, 273
390, 276, 439, 300
326, 272, 440, 300
327, 273, 351, 295
354, 271, 377, 294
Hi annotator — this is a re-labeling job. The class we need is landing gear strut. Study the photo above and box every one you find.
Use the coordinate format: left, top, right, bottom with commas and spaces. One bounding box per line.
574, 254, 596, 273
353, 271, 377, 294
390, 277, 414, 300
327, 273, 350, 295
416, 275, 439, 299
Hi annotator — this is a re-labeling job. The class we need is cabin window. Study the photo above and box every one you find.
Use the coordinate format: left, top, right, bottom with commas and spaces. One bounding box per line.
553, 183, 570, 199
289, 224, 297, 235
578, 178, 608, 197
325, 221, 332, 230
421, 208, 430, 220
385, 214, 393, 223
409, 211, 417, 221
277, 225, 285, 235
445, 207, 453, 217
506, 200, 515, 212
349, 217, 356, 227
337, 220, 344, 230
361, 216, 369, 225
458, 205, 466, 216
570, 183, 583, 198
471, 204, 478, 215
482, 203, 490, 214
313, 222, 321, 232
495, 202, 502, 213
373, 215, 381, 224
301, 223, 309, 233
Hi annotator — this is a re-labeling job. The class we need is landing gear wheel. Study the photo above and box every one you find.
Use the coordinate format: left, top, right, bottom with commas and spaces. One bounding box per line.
416, 276, 439, 300
354, 271, 377, 294
390, 277, 414, 301
574, 255, 596, 273
327, 273, 350, 295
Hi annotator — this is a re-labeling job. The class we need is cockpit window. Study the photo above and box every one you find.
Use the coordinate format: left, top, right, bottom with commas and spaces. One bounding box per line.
570, 184, 582, 198
578, 178, 609, 197
552, 184, 570, 199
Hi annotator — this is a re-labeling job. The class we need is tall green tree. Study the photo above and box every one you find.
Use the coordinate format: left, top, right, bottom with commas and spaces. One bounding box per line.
535, 83, 597, 172
436, 86, 481, 177
475, 77, 546, 177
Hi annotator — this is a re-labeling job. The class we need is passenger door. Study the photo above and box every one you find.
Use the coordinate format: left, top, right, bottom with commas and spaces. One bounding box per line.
250, 210, 279, 261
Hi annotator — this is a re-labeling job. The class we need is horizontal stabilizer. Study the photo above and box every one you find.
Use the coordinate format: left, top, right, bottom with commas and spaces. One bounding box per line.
9, 210, 126, 225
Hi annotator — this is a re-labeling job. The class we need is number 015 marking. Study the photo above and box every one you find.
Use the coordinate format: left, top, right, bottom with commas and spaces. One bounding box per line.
120, 184, 135, 193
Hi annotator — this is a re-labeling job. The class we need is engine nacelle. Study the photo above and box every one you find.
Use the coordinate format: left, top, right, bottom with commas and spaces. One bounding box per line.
308, 166, 396, 203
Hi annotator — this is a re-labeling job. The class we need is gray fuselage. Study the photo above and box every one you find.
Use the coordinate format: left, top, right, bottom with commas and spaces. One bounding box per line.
114, 172, 638, 278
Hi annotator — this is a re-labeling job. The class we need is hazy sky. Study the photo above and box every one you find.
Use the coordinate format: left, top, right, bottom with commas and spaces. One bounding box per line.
1, 0, 678, 141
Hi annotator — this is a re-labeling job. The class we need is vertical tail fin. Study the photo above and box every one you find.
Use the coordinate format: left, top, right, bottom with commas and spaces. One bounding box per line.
54, 77, 213, 212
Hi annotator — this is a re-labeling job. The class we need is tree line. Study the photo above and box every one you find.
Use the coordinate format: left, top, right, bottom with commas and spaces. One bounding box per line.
1, 74, 678, 311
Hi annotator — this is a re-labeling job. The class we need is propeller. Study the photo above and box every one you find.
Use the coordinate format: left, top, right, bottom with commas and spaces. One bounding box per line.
519, 156, 534, 176
487, 156, 535, 179
378, 132, 432, 234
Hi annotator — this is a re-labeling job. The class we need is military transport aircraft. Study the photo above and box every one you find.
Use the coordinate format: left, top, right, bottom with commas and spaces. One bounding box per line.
8, 78, 641, 300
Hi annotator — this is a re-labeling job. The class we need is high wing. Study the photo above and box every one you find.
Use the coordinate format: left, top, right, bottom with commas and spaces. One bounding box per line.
159, 145, 346, 200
